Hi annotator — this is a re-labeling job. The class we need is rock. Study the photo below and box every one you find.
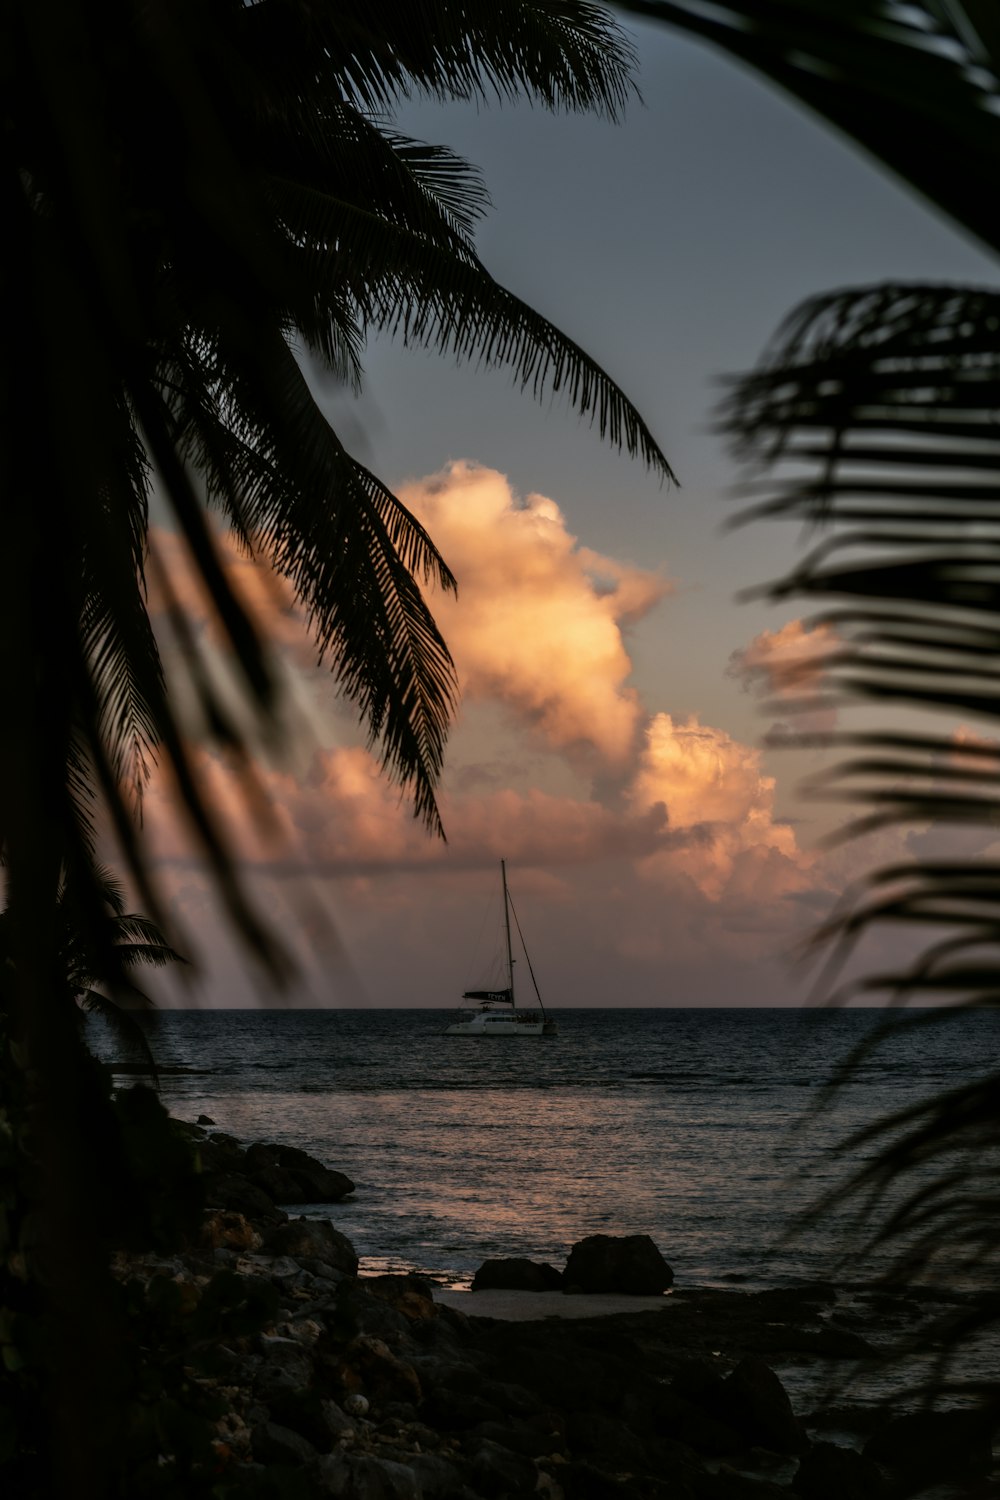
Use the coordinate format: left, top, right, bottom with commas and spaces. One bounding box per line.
206, 1131, 244, 1156
557, 1460, 636, 1500
794, 1440, 886, 1500
267, 1390, 356, 1450
563, 1234, 673, 1295
251, 1420, 318, 1465
713, 1359, 807, 1454
473, 1418, 567, 1459
408, 1453, 465, 1497
298, 1256, 350, 1285
473, 1257, 564, 1292
670, 1358, 729, 1406
344, 1335, 422, 1406
202, 1170, 286, 1224
863, 1409, 994, 1482
365, 1274, 437, 1320
246, 1141, 355, 1203
343, 1393, 370, 1418
469, 1437, 539, 1496
421, 1386, 503, 1431
197, 1113, 216, 1125
254, 1333, 315, 1397
317, 1451, 422, 1500
566, 1410, 651, 1470
479, 1379, 541, 1417
651, 1388, 743, 1455
702, 1467, 791, 1498
200, 1209, 262, 1253
264, 1217, 359, 1275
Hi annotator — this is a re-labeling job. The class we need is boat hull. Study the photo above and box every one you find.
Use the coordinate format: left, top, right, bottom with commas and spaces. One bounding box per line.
444, 1011, 556, 1036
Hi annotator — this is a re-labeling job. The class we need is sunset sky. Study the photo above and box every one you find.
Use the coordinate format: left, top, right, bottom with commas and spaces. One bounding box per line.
146, 19, 996, 1009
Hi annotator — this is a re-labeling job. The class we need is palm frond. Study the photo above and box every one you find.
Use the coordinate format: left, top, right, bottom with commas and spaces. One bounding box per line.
721, 281, 1000, 951
242, 0, 638, 119
615, 0, 1000, 256
75, 988, 159, 1079
721, 279, 1000, 1375
168, 334, 461, 833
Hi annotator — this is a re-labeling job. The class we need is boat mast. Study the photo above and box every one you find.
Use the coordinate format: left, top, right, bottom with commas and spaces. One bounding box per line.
501, 859, 515, 1008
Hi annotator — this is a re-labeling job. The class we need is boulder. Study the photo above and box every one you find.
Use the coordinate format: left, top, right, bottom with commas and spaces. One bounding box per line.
472, 1258, 564, 1292
251, 1420, 317, 1465
264, 1217, 359, 1275
420, 1386, 504, 1431
254, 1332, 316, 1397
651, 1388, 743, 1455
474, 1418, 566, 1460
563, 1234, 673, 1295
246, 1141, 354, 1203
556, 1460, 635, 1500
316, 1452, 422, 1500
713, 1358, 807, 1454
794, 1441, 885, 1500
343, 1334, 422, 1406
468, 1438, 539, 1496
200, 1210, 262, 1253
197, 1113, 216, 1125
365, 1274, 437, 1320
201, 1171, 286, 1224
703, 1469, 791, 1498
863, 1409, 994, 1482
408, 1454, 465, 1498
566, 1410, 651, 1470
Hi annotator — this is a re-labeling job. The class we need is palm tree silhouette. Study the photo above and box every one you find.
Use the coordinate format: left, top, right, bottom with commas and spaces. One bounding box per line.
0, 865, 184, 1043
3, 0, 674, 999
2, 8, 671, 1492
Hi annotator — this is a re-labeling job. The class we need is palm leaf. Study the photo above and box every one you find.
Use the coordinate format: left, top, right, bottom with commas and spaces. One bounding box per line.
720, 279, 1000, 1376
241, 0, 638, 118
166, 334, 461, 833
615, 1, 1000, 256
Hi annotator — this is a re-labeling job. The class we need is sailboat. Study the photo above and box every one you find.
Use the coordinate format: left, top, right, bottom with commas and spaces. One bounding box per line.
443, 861, 557, 1037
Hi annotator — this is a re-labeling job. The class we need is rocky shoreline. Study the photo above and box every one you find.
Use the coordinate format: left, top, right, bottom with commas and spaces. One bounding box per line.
127, 1119, 998, 1498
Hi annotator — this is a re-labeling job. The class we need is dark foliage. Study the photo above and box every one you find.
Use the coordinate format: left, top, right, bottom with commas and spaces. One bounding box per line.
616, 0, 1000, 1396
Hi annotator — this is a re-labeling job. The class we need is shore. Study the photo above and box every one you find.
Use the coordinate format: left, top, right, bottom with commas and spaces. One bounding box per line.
434, 1289, 672, 1321
140, 1117, 999, 1498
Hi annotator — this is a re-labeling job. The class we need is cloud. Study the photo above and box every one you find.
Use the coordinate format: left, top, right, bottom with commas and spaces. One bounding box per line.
400, 463, 669, 763
137, 463, 852, 1005
145, 742, 679, 876
146, 526, 313, 664
728, 619, 837, 734
625, 713, 808, 899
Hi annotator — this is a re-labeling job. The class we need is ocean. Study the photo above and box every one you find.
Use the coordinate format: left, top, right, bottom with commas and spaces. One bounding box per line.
88, 1005, 997, 1292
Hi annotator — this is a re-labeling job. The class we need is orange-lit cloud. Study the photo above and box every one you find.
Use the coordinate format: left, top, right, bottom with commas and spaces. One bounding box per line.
728, 619, 837, 734
625, 713, 807, 900
400, 463, 669, 763
137, 464, 848, 1006
146, 527, 312, 663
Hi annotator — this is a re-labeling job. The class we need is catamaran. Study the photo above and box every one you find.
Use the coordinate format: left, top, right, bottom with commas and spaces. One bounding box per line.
443, 860, 557, 1037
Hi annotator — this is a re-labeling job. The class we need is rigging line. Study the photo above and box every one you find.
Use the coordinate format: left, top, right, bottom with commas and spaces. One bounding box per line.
506, 889, 546, 1015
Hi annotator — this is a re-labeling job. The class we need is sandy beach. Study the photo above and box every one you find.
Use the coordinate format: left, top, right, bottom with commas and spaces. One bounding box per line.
434, 1287, 672, 1321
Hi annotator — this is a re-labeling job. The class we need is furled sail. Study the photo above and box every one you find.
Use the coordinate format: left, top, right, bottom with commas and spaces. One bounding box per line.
462, 988, 513, 1003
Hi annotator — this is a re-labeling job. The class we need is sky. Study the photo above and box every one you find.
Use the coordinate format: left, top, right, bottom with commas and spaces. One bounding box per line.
143, 18, 998, 1009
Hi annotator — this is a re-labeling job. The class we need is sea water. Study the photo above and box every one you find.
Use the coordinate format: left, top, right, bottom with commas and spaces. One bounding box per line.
88, 1006, 998, 1291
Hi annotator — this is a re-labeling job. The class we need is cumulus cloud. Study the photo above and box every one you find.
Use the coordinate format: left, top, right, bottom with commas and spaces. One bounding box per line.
400, 463, 668, 763
624, 713, 807, 900
139, 462, 849, 1005
145, 742, 678, 877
